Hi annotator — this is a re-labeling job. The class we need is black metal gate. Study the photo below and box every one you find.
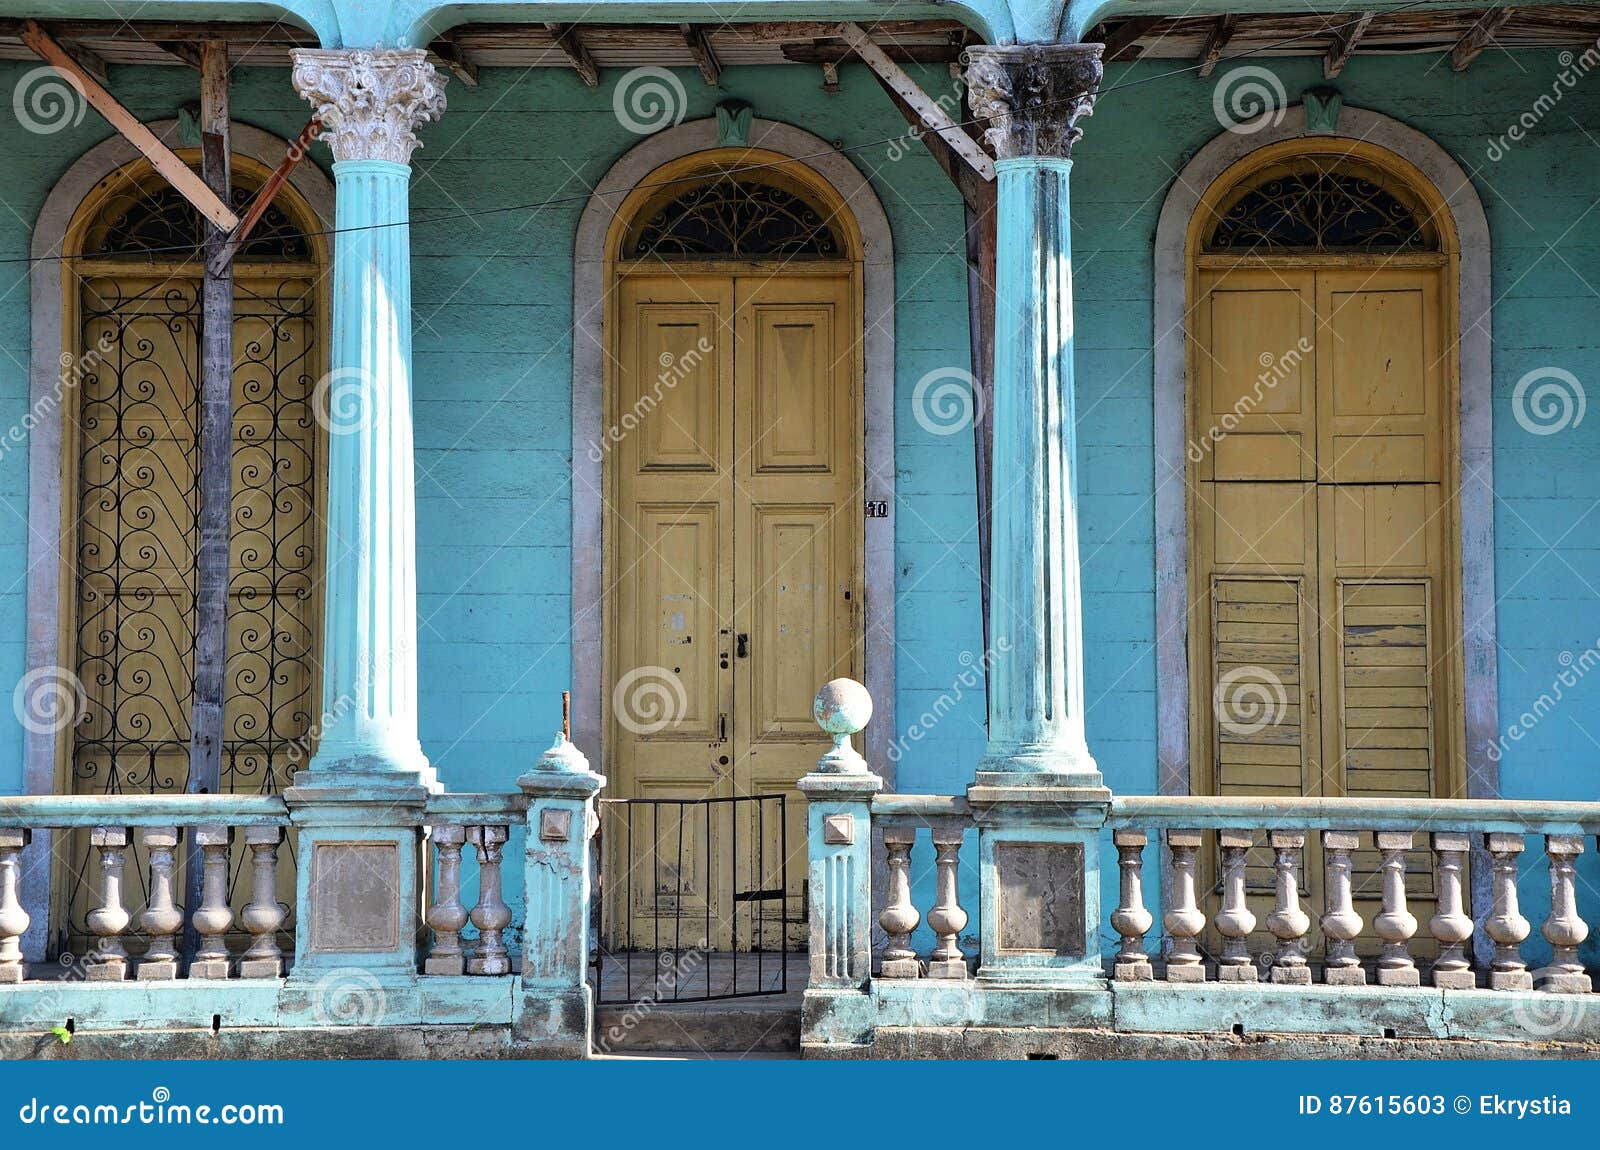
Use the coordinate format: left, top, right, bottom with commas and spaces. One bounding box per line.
592, 794, 790, 1005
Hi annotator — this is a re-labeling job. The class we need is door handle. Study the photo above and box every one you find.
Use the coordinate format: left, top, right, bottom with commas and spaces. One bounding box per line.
736, 633, 749, 659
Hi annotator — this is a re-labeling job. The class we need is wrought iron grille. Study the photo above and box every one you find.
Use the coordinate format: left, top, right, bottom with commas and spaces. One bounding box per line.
1205, 160, 1438, 253
624, 175, 843, 259
64, 171, 320, 942
592, 794, 791, 1005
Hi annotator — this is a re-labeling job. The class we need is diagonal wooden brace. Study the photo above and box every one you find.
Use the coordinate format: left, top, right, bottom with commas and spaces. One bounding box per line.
20, 20, 238, 232
207, 118, 321, 276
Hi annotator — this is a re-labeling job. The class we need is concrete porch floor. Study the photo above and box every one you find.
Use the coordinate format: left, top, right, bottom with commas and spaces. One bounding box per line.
591, 952, 807, 1056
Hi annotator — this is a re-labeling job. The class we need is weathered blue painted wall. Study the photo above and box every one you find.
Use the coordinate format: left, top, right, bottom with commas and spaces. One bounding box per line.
0, 52, 1596, 958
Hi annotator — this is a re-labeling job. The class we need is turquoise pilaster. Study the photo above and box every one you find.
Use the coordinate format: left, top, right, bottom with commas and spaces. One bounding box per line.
291, 49, 447, 789
966, 44, 1106, 790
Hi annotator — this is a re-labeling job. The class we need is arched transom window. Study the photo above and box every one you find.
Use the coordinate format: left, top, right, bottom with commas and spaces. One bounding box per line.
1202, 156, 1440, 254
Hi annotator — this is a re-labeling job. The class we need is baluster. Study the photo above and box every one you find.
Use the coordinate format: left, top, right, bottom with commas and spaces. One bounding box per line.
466, 824, 511, 975
1321, 830, 1365, 985
0, 828, 29, 984
926, 829, 969, 979
425, 824, 469, 976
1428, 831, 1475, 988
1485, 832, 1532, 990
1373, 831, 1419, 986
189, 825, 234, 979
878, 827, 920, 978
237, 826, 286, 978
1164, 829, 1206, 982
1265, 830, 1310, 984
84, 826, 130, 980
1537, 834, 1591, 993
1214, 829, 1256, 982
136, 826, 183, 981
1110, 829, 1153, 981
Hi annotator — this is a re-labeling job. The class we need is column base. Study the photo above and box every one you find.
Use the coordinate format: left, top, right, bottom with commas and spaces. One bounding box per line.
514, 985, 595, 1058
975, 742, 1104, 792
296, 745, 438, 794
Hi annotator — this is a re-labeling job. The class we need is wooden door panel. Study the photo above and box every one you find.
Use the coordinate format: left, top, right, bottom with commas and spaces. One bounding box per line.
1317, 271, 1442, 484
1194, 270, 1316, 482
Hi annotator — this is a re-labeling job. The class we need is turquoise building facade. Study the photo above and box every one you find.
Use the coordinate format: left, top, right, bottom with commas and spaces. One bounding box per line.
0, 0, 1598, 1057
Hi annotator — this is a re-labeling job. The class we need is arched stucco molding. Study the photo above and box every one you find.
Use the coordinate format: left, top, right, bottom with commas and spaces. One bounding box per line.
1152, 103, 1497, 801
571, 116, 897, 783
19, 121, 334, 958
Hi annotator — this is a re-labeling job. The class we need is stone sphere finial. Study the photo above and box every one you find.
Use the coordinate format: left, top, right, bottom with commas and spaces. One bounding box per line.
813, 678, 872, 773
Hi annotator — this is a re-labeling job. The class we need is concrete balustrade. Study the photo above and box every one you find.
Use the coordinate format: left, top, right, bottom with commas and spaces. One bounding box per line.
0, 795, 289, 983
870, 796, 974, 981
802, 681, 1600, 1056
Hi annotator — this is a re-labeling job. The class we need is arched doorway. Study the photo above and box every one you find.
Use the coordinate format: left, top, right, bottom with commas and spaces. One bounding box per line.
56, 154, 327, 946
600, 150, 865, 955
1184, 138, 1466, 950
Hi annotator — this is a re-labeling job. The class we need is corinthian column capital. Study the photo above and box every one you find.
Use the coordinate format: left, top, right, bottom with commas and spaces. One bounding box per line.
291, 48, 447, 164
962, 43, 1103, 161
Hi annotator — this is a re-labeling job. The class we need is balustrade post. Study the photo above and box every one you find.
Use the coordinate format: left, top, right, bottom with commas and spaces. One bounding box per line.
137, 826, 183, 981
466, 824, 512, 976
1484, 832, 1532, 991
238, 825, 286, 978
1373, 831, 1419, 986
85, 826, 130, 981
1214, 829, 1256, 982
1266, 831, 1311, 984
0, 828, 29, 984
1164, 829, 1206, 982
1537, 834, 1591, 993
1429, 831, 1476, 988
878, 827, 920, 978
800, 681, 883, 1047
1110, 829, 1153, 981
517, 731, 606, 1055
926, 828, 970, 979
425, 824, 469, 976
189, 824, 234, 979
1321, 830, 1365, 986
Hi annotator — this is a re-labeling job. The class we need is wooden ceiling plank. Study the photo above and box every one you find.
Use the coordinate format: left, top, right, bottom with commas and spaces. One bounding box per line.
1452, 7, 1517, 70
545, 22, 600, 86
1324, 11, 1375, 77
18, 20, 237, 230
1197, 14, 1239, 77
680, 23, 721, 85
836, 21, 994, 182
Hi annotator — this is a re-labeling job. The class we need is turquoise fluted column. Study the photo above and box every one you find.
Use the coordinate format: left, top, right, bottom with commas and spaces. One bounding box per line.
292, 49, 447, 788
966, 44, 1105, 788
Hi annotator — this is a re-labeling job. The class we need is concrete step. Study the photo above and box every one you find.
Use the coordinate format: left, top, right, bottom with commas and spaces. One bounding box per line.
593, 998, 801, 1056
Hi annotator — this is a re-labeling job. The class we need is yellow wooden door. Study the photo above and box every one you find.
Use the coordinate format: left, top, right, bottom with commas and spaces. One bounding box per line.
1192, 263, 1451, 954
610, 271, 860, 952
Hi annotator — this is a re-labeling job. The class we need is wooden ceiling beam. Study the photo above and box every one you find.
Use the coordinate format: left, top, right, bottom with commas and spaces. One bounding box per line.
1100, 16, 1164, 61
545, 22, 600, 87
429, 34, 479, 87
781, 42, 964, 65
1452, 7, 1516, 70
18, 20, 237, 230
1324, 11, 1375, 78
1197, 14, 1238, 77
680, 23, 721, 86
